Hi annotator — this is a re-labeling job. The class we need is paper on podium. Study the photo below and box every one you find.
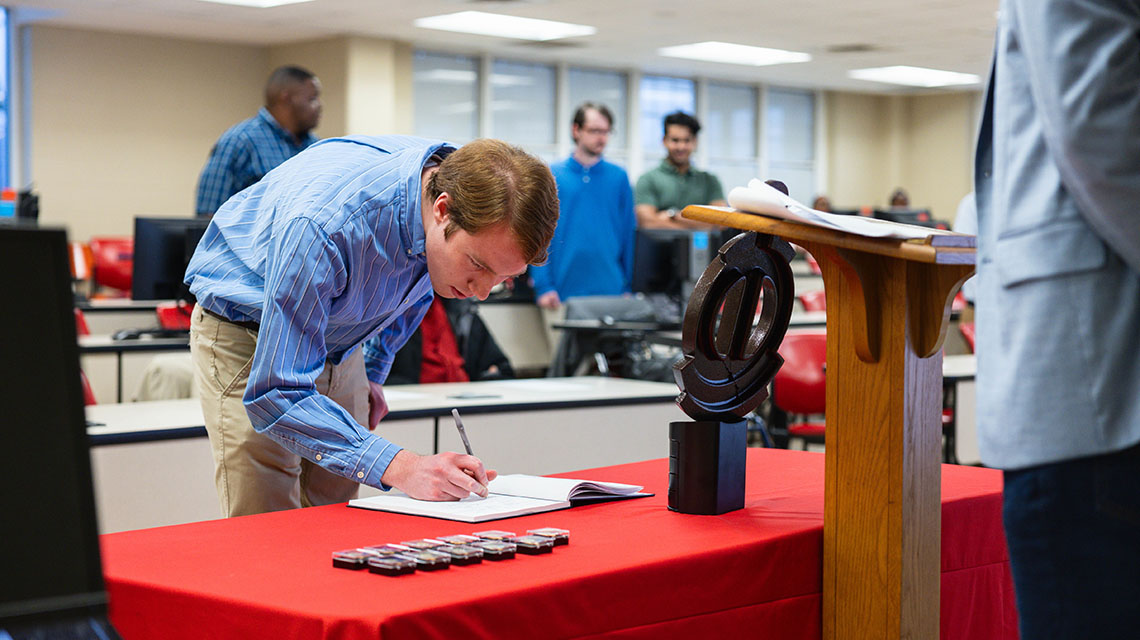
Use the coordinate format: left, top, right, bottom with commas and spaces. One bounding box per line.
726, 179, 953, 240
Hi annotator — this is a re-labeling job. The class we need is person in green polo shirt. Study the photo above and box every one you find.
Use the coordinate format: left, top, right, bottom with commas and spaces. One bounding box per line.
634, 111, 726, 229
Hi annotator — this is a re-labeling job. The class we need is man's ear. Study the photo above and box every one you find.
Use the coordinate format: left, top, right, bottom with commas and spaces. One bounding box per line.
432, 192, 450, 226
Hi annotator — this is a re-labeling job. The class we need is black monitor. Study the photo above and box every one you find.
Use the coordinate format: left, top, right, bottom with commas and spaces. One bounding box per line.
131, 216, 210, 301
872, 208, 947, 229
632, 228, 739, 299
0, 227, 112, 628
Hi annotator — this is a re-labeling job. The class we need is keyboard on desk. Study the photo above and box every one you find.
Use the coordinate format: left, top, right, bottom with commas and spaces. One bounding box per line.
111, 327, 189, 341
644, 293, 683, 326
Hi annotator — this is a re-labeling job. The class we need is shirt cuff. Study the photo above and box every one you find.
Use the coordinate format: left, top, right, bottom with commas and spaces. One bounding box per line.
352, 435, 403, 491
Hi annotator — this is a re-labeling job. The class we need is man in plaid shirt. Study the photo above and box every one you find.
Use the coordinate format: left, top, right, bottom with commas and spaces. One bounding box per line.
195, 65, 322, 217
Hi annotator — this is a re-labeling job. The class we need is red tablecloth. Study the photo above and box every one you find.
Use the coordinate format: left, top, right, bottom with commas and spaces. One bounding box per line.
100, 449, 1017, 639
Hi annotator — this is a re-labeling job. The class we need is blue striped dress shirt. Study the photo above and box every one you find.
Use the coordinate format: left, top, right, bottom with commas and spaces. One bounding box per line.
195, 107, 318, 217
185, 135, 454, 488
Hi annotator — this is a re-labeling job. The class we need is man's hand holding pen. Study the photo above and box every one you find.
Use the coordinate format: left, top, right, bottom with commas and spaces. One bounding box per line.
378, 409, 494, 500
380, 449, 496, 501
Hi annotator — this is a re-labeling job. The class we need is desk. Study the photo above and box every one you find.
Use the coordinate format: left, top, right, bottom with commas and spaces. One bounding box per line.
553, 312, 827, 377
943, 354, 979, 465
101, 449, 1015, 639
77, 298, 167, 335
86, 377, 685, 533
79, 334, 190, 403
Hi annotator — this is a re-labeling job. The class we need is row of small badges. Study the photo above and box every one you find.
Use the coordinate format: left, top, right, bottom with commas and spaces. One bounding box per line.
332, 527, 570, 576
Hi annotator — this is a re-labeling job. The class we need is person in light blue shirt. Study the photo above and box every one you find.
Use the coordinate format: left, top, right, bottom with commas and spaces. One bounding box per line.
185, 136, 559, 517
195, 65, 322, 217
974, 1, 1140, 635
531, 103, 636, 310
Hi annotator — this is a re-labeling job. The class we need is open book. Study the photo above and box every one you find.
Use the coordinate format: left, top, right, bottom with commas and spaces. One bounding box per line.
347, 474, 652, 523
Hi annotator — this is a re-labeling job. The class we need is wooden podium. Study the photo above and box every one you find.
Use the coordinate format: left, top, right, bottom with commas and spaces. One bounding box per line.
683, 205, 975, 640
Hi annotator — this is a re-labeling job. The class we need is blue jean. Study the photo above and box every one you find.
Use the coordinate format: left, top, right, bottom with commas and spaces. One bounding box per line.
1002, 442, 1140, 639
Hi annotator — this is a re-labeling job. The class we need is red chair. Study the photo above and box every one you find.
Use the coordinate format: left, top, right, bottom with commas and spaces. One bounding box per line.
772, 329, 827, 449
804, 251, 822, 275
951, 291, 967, 313
797, 289, 827, 312
156, 302, 194, 331
80, 369, 97, 406
88, 236, 134, 297
959, 322, 976, 353
74, 308, 91, 336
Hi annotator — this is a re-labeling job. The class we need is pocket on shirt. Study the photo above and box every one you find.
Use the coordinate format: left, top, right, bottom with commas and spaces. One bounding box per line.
994, 220, 1107, 288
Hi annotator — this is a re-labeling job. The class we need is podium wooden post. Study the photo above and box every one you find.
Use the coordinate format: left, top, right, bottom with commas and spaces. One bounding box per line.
683, 206, 975, 639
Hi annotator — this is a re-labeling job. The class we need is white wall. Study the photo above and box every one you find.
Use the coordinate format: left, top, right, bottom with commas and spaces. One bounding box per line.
824, 90, 980, 222
31, 26, 267, 240
27, 24, 980, 241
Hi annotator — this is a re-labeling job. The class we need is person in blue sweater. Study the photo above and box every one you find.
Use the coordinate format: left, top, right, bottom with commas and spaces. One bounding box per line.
530, 103, 636, 311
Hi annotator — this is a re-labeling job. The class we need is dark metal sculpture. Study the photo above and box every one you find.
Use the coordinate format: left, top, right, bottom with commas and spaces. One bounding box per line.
673, 231, 796, 421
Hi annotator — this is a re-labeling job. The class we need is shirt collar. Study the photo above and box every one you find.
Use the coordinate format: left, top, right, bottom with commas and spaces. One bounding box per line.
658, 158, 691, 176
404, 145, 457, 258
567, 153, 604, 172
257, 107, 314, 147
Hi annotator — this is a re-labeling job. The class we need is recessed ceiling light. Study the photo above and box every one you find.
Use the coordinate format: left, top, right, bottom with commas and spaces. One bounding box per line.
413, 11, 596, 41
658, 41, 811, 67
196, 0, 314, 7
847, 65, 980, 88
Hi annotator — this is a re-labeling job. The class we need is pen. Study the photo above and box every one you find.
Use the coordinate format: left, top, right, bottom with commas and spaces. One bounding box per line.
452, 408, 474, 456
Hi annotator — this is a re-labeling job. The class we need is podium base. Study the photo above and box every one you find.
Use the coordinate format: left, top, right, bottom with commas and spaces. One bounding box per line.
668, 420, 746, 515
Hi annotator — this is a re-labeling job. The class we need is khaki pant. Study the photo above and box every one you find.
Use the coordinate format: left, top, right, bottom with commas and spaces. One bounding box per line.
189, 305, 369, 517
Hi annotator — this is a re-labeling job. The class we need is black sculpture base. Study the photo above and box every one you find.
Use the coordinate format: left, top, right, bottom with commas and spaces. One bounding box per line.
668, 420, 746, 515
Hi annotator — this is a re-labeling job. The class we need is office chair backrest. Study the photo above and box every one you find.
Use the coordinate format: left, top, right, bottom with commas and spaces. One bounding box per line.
798, 289, 827, 312
773, 330, 827, 415
156, 302, 194, 330
74, 308, 90, 336
69, 242, 95, 283
89, 237, 134, 294
959, 322, 976, 353
79, 370, 97, 406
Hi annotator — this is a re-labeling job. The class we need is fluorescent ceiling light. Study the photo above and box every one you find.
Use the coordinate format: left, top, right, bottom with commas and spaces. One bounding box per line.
658, 41, 811, 67
413, 11, 596, 41
197, 0, 314, 6
847, 65, 980, 88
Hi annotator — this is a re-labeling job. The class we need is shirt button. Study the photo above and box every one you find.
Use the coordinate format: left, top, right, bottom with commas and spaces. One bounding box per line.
582, 175, 590, 183
357, 471, 365, 479
315, 454, 322, 461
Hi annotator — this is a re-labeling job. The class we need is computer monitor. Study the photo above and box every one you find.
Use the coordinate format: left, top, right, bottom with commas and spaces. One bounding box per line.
0, 227, 114, 630
131, 216, 210, 301
873, 208, 947, 229
631, 228, 739, 301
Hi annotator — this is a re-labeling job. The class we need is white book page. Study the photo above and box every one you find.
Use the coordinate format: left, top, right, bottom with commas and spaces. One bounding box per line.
489, 474, 644, 502
349, 491, 561, 522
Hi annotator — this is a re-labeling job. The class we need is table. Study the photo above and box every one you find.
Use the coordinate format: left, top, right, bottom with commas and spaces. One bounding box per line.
79, 334, 190, 403
100, 448, 1016, 639
77, 298, 167, 335
86, 377, 686, 533
942, 354, 979, 465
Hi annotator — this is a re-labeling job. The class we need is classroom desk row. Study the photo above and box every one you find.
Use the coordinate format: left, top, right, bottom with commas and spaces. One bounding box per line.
79, 334, 190, 403
86, 376, 687, 533
84, 354, 979, 534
